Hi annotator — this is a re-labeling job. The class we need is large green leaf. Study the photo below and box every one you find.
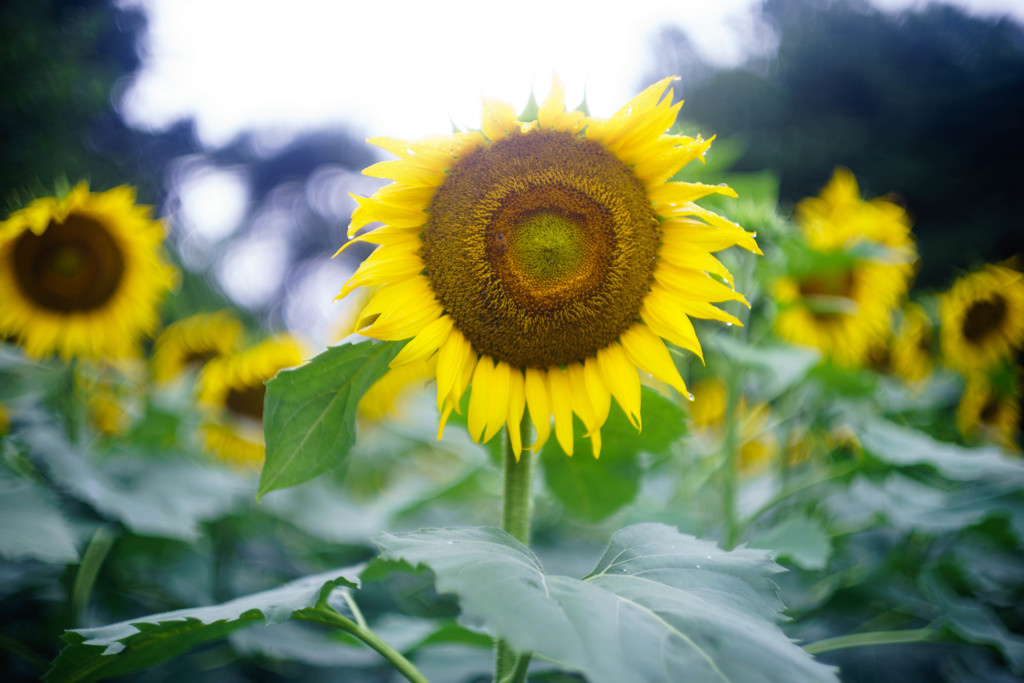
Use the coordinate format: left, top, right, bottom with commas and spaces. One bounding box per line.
45, 566, 361, 683
29, 429, 251, 541
857, 418, 1024, 482
541, 388, 686, 522
751, 515, 832, 570
259, 340, 402, 498
377, 524, 837, 683
711, 336, 820, 400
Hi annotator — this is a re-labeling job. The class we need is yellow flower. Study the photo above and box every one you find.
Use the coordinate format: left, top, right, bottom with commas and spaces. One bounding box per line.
0, 183, 176, 359
690, 378, 778, 475
151, 311, 245, 383
890, 302, 934, 384
957, 372, 1020, 450
774, 168, 916, 366
940, 264, 1024, 373
197, 335, 307, 467
0, 403, 10, 436
337, 77, 759, 458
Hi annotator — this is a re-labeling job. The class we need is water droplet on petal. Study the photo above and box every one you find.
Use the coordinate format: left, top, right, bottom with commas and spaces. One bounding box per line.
687, 393, 695, 401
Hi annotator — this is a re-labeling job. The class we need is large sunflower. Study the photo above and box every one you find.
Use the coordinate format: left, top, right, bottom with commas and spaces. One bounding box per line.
773, 168, 916, 366
197, 335, 307, 467
0, 183, 175, 359
940, 264, 1024, 374
337, 77, 760, 458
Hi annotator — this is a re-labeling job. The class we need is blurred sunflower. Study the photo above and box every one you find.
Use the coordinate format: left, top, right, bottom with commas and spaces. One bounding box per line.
890, 302, 934, 384
957, 371, 1020, 450
197, 335, 307, 467
0, 183, 175, 359
359, 356, 436, 421
773, 168, 916, 366
337, 76, 759, 458
151, 310, 244, 383
690, 378, 778, 475
940, 264, 1024, 374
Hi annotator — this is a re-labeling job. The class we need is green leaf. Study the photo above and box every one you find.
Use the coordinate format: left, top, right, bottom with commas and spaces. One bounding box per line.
857, 418, 1024, 482
29, 429, 251, 541
260, 340, 402, 498
377, 524, 837, 683
711, 337, 819, 400
750, 515, 832, 570
541, 388, 686, 522
0, 474, 79, 564
45, 566, 361, 683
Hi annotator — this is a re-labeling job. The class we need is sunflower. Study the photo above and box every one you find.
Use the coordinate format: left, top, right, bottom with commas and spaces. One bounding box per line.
940, 264, 1024, 374
337, 76, 759, 458
0, 183, 176, 359
957, 371, 1020, 450
151, 310, 244, 383
197, 335, 307, 467
359, 356, 437, 421
889, 302, 934, 384
689, 378, 778, 475
773, 168, 916, 366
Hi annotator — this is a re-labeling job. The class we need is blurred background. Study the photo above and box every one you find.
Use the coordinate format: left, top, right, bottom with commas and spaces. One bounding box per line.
5, 0, 1021, 346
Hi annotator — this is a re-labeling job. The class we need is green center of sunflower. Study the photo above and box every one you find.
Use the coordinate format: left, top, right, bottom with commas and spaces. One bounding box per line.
963, 295, 1007, 343
422, 128, 659, 368
12, 214, 126, 312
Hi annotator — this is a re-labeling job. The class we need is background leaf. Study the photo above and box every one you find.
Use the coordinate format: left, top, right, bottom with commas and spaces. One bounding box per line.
541, 388, 686, 522
751, 515, 832, 570
0, 474, 79, 564
259, 340, 401, 498
858, 418, 1024, 482
377, 523, 837, 683
45, 566, 361, 683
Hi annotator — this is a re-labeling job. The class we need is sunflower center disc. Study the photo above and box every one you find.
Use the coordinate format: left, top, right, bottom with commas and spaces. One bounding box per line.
963, 296, 1007, 343
12, 214, 126, 312
422, 129, 660, 368
226, 384, 267, 422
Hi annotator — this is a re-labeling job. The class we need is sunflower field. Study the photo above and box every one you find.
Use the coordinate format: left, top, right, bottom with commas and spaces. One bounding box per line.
2, 1, 1023, 682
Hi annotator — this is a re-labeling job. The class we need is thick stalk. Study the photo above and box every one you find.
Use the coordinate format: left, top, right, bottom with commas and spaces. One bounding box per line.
495, 422, 534, 683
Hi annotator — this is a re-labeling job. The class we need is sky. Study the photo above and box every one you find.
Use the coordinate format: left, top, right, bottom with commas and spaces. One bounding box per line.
118, 0, 1024, 148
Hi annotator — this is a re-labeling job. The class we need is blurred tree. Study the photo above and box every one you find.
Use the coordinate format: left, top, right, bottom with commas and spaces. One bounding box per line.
657, 0, 1024, 288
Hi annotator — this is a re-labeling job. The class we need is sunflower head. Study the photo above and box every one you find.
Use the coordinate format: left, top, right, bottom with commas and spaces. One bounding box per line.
940, 264, 1024, 374
773, 168, 916, 366
0, 183, 176, 360
197, 335, 307, 467
957, 370, 1020, 450
151, 311, 245, 383
336, 76, 759, 458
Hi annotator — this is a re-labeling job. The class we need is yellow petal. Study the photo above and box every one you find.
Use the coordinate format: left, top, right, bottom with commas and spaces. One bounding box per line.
661, 218, 759, 256
654, 265, 749, 306
390, 315, 454, 367
658, 241, 735, 286
481, 98, 519, 140
467, 354, 495, 442
337, 242, 424, 297
620, 324, 689, 396
648, 181, 737, 206
661, 204, 762, 255
567, 362, 596, 436
335, 224, 420, 256
483, 360, 512, 443
507, 369, 526, 460
583, 356, 611, 428
525, 367, 552, 452
641, 287, 705, 361
436, 328, 474, 414
355, 278, 442, 340
362, 160, 446, 187
538, 73, 566, 128
548, 367, 574, 456
597, 342, 642, 430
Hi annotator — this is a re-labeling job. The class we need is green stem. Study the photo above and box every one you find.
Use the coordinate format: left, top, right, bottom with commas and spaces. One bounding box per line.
71, 525, 117, 625
803, 628, 938, 655
722, 366, 741, 550
297, 607, 429, 683
0, 631, 49, 673
495, 422, 534, 683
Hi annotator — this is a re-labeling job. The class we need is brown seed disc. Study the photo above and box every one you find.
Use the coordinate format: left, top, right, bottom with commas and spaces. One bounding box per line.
421, 128, 659, 368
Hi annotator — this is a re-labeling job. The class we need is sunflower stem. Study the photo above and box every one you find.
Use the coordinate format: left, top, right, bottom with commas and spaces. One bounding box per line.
722, 365, 741, 550
495, 422, 534, 683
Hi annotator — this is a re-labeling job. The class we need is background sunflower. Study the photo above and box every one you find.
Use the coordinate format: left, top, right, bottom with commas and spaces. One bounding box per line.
0, 183, 175, 360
